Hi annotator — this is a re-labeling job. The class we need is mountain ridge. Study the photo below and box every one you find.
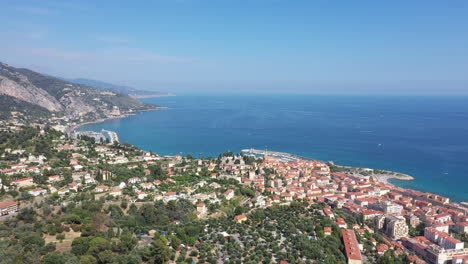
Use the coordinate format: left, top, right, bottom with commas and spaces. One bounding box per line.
0, 62, 159, 122
65, 78, 175, 98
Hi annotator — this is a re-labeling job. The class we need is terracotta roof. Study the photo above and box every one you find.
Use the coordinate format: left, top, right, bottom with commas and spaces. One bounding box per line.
0, 201, 17, 208
341, 229, 362, 261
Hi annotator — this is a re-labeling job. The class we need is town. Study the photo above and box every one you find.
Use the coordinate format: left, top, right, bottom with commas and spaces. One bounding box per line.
0, 119, 467, 264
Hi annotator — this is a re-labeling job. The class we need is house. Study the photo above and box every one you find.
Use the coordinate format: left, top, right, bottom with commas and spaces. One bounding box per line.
58, 188, 70, 195
224, 189, 235, 200
84, 176, 96, 184
48, 185, 57, 193
323, 208, 335, 219
56, 144, 76, 151
68, 182, 81, 191
26, 166, 41, 174
140, 182, 154, 190
376, 244, 389, 256
127, 164, 139, 169
95, 146, 109, 152
234, 214, 248, 223
29, 188, 47, 196
72, 164, 84, 171
13, 177, 34, 188
0, 201, 18, 215
337, 217, 347, 228
109, 188, 122, 197
128, 177, 141, 184
137, 192, 148, 200
324, 227, 332, 236
197, 203, 207, 215
94, 186, 109, 193
48, 175, 63, 183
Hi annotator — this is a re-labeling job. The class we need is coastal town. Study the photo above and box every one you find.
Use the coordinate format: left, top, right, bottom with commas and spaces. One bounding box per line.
0, 118, 467, 264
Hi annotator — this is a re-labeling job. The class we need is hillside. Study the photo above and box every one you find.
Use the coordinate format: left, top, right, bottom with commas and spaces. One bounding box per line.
67, 78, 174, 98
0, 94, 51, 120
0, 62, 159, 122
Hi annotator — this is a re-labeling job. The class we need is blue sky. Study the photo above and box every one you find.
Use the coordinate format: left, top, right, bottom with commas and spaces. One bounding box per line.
1, 0, 468, 94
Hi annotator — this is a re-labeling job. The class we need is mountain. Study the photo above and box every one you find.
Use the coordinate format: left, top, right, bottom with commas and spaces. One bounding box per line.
67, 78, 174, 98
0, 62, 159, 122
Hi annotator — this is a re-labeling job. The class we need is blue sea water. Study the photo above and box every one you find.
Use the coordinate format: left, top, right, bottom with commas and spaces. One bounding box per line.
81, 94, 468, 201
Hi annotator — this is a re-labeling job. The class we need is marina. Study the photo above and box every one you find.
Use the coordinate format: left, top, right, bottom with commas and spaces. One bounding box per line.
241, 148, 315, 162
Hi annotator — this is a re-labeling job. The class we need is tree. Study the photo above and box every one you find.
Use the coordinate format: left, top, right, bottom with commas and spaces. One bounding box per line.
145, 239, 171, 264
72, 237, 92, 256
79, 255, 97, 264
97, 250, 115, 264
41, 252, 79, 264
87, 237, 111, 256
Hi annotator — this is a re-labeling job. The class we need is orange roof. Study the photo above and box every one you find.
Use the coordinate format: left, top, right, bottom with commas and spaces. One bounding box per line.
13, 177, 33, 182
341, 229, 362, 261
0, 201, 17, 208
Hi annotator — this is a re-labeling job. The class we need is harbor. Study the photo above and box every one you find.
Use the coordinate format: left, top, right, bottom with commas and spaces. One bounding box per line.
241, 148, 315, 162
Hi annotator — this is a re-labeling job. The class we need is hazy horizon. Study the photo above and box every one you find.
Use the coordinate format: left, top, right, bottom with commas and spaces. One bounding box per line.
1, 0, 468, 94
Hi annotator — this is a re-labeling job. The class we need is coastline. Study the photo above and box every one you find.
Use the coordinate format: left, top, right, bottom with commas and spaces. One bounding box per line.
67, 106, 167, 135
130, 93, 176, 99
373, 174, 415, 184
328, 163, 415, 184
242, 149, 415, 185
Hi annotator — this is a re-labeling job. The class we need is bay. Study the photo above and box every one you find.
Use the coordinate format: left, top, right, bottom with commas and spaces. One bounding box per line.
81, 94, 468, 201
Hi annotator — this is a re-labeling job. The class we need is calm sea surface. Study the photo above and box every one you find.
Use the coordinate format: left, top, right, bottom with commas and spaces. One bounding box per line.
81, 94, 468, 201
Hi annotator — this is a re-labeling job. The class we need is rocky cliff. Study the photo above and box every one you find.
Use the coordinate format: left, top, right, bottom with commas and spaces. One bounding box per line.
0, 62, 158, 121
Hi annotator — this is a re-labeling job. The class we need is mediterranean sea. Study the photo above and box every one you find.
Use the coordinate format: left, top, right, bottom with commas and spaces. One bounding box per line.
81, 94, 468, 201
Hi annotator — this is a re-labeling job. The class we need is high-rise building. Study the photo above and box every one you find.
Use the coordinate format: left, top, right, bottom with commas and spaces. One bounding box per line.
385, 216, 408, 240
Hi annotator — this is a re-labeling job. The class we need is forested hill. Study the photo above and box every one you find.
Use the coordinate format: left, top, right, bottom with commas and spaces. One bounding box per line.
0, 62, 158, 122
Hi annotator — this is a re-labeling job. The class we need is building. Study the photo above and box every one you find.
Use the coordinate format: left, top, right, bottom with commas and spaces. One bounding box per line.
374, 215, 386, 230
323, 207, 335, 219
385, 216, 409, 240
29, 188, 47, 196
12, 177, 34, 188
425, 228, 464, 250
48, 175, 63, 183
234, 214, 248, 223
406, 214, 422, 228
109, 188, 122, 197
337, 217, 347, 228
426, 247, 468, 264
341, 229, 363, 264
93, 186, 109, 193
0, 201, 18, 216
196, 203, 207, 215
371, 200, 403, 215
454, 222, 468, 234
224, 189, 235, 200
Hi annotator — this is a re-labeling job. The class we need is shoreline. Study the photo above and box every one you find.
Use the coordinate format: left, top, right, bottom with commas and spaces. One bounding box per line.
242, 149, 415, 184
328, 163, 415, 184
130, 93, 176, 99
373, 174, 415, 184
67, 106, 167, 135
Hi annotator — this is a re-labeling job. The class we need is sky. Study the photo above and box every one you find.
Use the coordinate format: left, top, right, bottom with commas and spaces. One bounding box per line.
1, 0, 468, 94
